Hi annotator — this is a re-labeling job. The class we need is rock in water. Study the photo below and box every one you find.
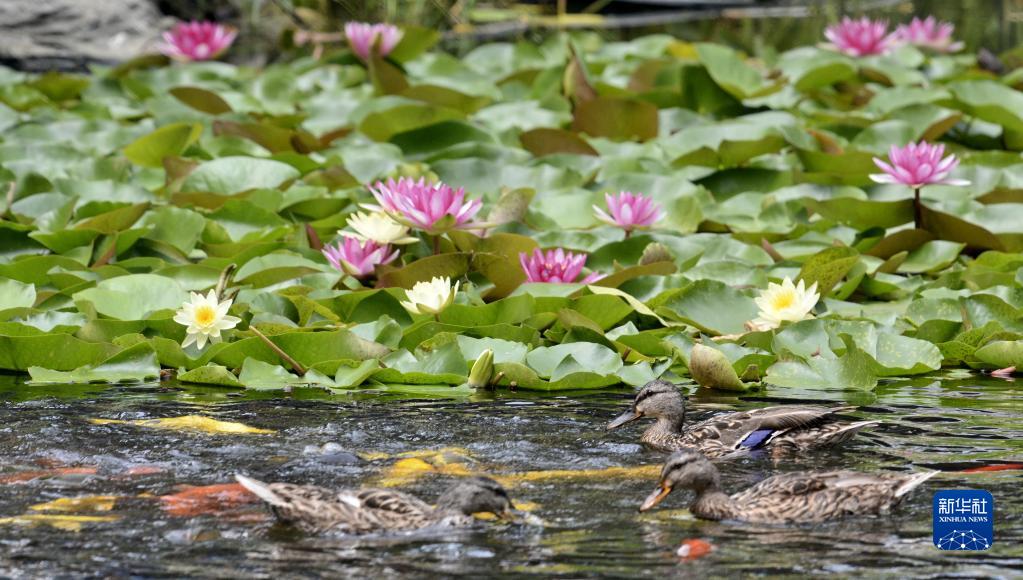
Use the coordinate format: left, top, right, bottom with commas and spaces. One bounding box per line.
0, 0, 167, 72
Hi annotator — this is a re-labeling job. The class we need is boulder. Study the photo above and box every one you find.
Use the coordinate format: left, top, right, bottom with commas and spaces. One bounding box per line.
0, 0, 169, 72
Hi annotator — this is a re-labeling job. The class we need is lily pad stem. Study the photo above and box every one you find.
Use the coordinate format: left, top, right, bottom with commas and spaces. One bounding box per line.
913, 187, 922, 229
250, 326, 307, 376
215, 263, 237, 300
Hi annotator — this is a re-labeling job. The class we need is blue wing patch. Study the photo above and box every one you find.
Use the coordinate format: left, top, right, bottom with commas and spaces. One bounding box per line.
738, 428, 774, 449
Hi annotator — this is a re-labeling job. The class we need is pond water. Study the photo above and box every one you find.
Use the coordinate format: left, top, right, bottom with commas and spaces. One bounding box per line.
0, 374, 1020, 577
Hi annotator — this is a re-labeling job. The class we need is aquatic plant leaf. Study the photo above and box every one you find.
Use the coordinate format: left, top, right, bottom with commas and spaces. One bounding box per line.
181, 157, 300, 194
237, 358, 336, 390
123, 122, 202, 168
0, 331, 119, 372
72, 274, 189, 320
797, 245, 860, 297
0, 278, 35, 310
898, 241, 965, 274
388, 25, 441, 62
525, 342, 622, 378
359, 104, 462, 142
688, 343, 748, 391
177, 364, 244, 388
572, 97, 658, 141
520, 128, 598, 157
696, 43, 781, 99
765, 335, 878, 390
169, 86, 233, 114
656, 280, 758, 336
974, 340, 1023, 368
212, 329, 390, 369
28, 342, 159, 384
333, 359, 382, 389
949, 80, 1023, 133
778, 47, 856, 91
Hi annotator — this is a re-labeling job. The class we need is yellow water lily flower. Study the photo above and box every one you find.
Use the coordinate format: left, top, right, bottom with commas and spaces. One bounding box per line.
751, 277, 819, 330
345, 211, 418, 245
173, 290, 241, 350
400, 276, 458, 316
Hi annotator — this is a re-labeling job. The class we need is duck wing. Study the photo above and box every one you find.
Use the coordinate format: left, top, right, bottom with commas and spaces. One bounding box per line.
356, 488, 435, 519
687, 406, 850, 450
731, 470, 935, 523
236, 475, 366, 533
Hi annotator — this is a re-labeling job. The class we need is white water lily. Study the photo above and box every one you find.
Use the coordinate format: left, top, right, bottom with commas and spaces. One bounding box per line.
401, 276, 459, 316
345, 211, 417, 245
751, 277, 819, 330
173, 290, 241, 350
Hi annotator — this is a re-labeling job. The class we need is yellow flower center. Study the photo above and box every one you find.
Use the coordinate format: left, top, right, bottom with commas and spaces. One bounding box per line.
194, 305, 216, 327
770, 291, 795, 311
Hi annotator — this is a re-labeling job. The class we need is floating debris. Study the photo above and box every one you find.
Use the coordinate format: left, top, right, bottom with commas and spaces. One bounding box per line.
677, 538, 714, 561
90, 415, 275, 435
0, 514, 119, 532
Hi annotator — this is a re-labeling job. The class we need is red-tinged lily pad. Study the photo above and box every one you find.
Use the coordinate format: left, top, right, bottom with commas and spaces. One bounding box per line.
961, 463, 1023, 473
159, 483, 259, 517
0, 467, 98, 484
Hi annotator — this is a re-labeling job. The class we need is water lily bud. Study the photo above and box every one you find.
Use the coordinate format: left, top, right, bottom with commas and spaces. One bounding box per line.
400, 276, 459, 316
689, 343, 746, 391
467, 348, 495, 388
639, 242, 674, 265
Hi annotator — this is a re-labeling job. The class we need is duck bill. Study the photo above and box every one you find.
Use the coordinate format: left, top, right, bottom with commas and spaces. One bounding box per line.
499, 506, 514, 521
639, 484, 672, 512
607, 409, 641, 431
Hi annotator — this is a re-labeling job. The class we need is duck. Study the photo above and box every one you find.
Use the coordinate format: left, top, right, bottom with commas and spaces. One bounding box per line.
637, 449, 936, 523
236, 474, 512, 534
606, 380, 877, 458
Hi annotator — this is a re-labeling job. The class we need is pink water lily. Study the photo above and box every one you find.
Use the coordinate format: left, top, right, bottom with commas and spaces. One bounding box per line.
368, 177, 483, 234
158, 21, 237, 62
894, 17, 964, 52
322, 237, 399, 279
872, 141, 969, 228
824, 17, 894, 57
519, 248, 602, 284
344, 22, 403, 61
870, 142, 969, 188
594, 191, 663, 234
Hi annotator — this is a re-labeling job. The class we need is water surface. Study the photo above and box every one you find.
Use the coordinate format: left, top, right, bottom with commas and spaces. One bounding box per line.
0, 374, 1020, 577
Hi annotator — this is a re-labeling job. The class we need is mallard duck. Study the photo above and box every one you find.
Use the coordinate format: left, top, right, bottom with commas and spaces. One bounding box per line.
606, 380, 877, 458
236, 474, 512, 534
638, 449, 936, 523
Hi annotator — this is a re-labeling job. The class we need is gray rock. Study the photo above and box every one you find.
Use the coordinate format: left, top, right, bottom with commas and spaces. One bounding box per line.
0, 0, 170, 72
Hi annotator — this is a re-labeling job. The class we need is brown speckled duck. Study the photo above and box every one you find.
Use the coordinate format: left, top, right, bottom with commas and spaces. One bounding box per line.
638, 449, 936, 523
236, 475, 512, 534
607, 380, 877, 458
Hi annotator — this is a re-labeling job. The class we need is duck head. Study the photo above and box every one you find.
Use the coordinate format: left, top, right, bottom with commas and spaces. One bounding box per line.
607, 380, 687, 431
436, 476, 513, 518
639, 449, 720, 512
